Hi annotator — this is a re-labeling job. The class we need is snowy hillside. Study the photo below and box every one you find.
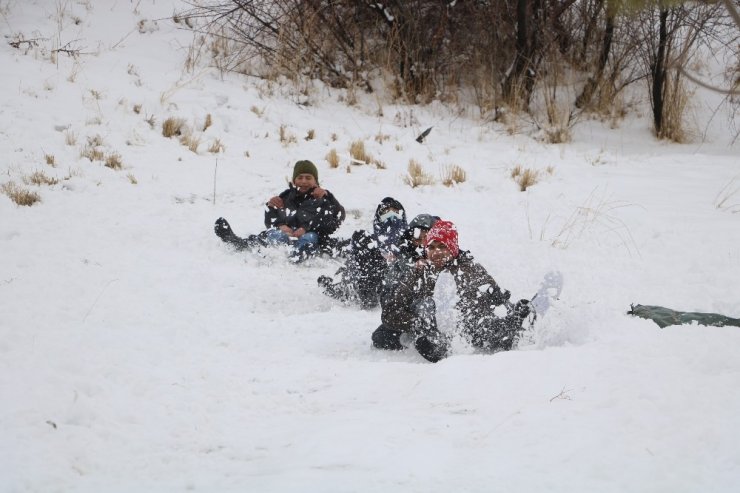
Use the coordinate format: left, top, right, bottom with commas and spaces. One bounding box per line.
1, 1, 739, 491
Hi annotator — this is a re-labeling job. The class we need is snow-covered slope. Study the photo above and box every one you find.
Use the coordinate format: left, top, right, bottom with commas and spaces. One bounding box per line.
1, 1, 739, 491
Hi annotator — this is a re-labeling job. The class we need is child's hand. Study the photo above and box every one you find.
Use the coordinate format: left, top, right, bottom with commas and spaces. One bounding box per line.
267, 196, 284, 208
279, 225, 293, 235
292, 227, 307, 237
311, 186, 327, 199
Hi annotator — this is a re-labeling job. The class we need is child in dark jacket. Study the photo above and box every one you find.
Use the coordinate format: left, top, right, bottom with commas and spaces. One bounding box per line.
215, 160, 345, 262
317, 197, 409, 308
372, 219, 531, 362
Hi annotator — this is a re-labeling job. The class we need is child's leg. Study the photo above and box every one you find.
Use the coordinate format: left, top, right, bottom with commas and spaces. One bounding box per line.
292, 232, 319, 260
411, 297, 450, 362
264, 228, 291, 245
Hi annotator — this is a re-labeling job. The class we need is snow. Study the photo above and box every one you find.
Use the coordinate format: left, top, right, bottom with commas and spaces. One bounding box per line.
1, 1, 739, 491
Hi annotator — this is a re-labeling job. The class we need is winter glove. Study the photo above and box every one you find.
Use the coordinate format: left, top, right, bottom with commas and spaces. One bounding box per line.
512, 299, 531, 320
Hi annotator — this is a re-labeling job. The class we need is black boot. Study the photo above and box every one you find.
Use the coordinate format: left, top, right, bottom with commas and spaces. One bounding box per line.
414, 334, 449, 363
371, 324, 405, 350
214, 218, 260, 251
215, 217, 236, 241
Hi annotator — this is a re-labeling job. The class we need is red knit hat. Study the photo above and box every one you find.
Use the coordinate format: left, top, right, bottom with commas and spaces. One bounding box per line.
425, 220, 459, 257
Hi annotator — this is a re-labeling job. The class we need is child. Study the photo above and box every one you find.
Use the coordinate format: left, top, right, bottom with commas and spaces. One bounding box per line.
215, 160, 345, 262
317, 197, 409, 308
372, 219, 531, 362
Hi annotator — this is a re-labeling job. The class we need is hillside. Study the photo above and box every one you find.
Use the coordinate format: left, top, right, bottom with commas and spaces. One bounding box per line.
1, 1, 739, 491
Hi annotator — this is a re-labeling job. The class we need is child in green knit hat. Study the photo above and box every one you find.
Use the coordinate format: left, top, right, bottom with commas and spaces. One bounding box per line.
214, 160, 345, 262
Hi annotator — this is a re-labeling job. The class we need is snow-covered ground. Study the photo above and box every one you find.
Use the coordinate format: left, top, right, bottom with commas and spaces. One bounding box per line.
1, 1, 739, 491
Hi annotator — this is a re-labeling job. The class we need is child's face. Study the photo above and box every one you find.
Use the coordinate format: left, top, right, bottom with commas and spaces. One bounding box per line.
293, 173, 317, 192
426, 240, 454, 269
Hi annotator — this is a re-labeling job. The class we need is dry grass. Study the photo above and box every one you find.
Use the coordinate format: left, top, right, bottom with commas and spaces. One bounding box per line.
24, 170, 59, 186
349, 140, 372, 164
81, 135, 105, 162
279, 124, 297, 145
515, 168, 540, 191
441, 165, 466, 186
543, 87, 573, 144
250, 105, 264, 117
44, 154, 56, 166
511, 164, 523, 178
86, 133, 105, 147
404, 159, 435, 187
180, 133, 201, 153
203, 113, 212, 131
325, 148, 340, 168
127, 173, 138, 185
64, 130, 77, 146
305, 129, 315, 141
331, 133, 338, 141
547, 188, 639, 254
714, 175, 740, 213
145, 114, 157, 129
105, 152, 123, 170
133, 103, 142, 114
374, 132, 390, 144
1, 181, 41, 206
208, 138, 225, 154
162, 117, 186, 138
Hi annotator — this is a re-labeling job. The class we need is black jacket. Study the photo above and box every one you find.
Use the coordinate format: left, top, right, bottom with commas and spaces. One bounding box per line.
264, 186, 345, 238
380, 251, 511, 334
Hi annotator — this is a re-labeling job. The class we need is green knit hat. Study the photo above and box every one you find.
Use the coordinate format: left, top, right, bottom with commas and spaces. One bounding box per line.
292, 160, 319, 184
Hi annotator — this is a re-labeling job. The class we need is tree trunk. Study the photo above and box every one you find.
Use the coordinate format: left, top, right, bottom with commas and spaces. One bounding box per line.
652, 8, 669, 135
576, 0, 615, 108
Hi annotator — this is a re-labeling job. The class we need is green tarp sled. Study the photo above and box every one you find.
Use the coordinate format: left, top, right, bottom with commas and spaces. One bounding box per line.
628, 304, 740, 329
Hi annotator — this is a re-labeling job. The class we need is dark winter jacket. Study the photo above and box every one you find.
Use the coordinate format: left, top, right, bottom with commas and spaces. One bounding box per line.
320, 198, 408, 307
264, 186, 345, 239
380, 251, 511, 335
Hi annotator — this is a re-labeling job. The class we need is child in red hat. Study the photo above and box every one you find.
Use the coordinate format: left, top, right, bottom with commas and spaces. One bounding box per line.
372, 219, 531, 362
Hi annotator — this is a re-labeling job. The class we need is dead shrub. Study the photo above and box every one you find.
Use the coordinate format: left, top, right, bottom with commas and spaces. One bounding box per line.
349, 140, 372, 164
404, 159, 435, 187
45, 154, 56, 166
80, 135, 105, 162
105, 153, 123, 170
208, 138, 225, 154
1, 181, 41, 206
162, 117, 186, 138
325, 148, 340, 168
305, 129, 315, 141
180, 133, 201, 153
515, 168, 540, 191
442, 165, 466, 186
133, 103, 142, 114
24, 171, 58, 186
375, 132, 390, 144
279, 124, 297, 145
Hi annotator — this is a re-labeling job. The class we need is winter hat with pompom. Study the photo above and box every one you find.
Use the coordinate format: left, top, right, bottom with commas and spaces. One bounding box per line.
425, 220, 459, 258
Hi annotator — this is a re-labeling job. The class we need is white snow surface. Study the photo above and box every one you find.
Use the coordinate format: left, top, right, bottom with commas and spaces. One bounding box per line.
1, 2, 739, 492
